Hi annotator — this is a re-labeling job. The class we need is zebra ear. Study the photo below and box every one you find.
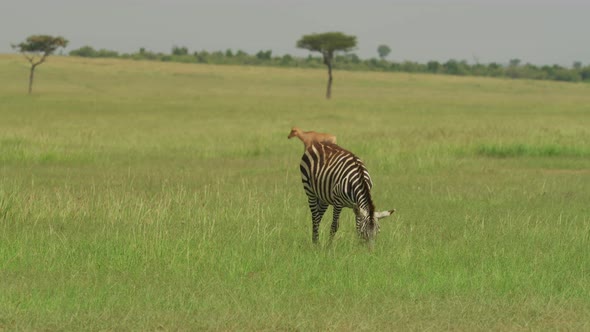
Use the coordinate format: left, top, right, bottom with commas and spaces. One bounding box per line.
375, 209, 395, 220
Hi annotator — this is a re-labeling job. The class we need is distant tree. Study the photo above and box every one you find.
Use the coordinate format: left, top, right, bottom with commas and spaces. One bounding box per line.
11, 35, 68, 94
443, 59, 469, 76
347, 53, 361, 64
280, 54, 294, 66
256, 50, 272, 60
96, 48, 118, 58
69, 45, 97, 57
509, 58, 521, 67
297, 32, 357, 98
486, 62, 502, 77
427, 61, 441, 73
368, 58, 380, 68
172, 45, 189, 56
236, 50, 248, 57
573, 61, 582, 70
401, 60, 423, 73
209, 51, 224, 63
377, 44, 391, 59
135, 47, 159, 60
552, 68, 581, 82
195, 50, 209, 63
225, 49, 234, 57
70, 46, 118, 58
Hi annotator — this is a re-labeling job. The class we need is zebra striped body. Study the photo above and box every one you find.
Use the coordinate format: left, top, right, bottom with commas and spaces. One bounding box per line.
299, 141, 392, 244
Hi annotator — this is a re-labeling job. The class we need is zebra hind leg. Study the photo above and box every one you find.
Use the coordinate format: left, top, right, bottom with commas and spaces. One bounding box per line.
309, 197, 328, 244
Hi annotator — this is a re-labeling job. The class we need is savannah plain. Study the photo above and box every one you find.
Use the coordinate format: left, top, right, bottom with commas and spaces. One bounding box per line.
1, 54, 590, 330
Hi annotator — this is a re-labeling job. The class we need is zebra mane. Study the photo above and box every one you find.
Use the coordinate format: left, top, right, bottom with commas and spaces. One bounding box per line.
357, 161, 375, 221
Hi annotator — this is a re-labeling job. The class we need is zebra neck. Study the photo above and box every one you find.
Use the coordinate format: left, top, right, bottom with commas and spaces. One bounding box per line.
354, 192, 374, 217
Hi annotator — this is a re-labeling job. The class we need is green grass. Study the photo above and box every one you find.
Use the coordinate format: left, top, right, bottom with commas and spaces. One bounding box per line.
1, 54, 590, 330
473, 143, 590, 158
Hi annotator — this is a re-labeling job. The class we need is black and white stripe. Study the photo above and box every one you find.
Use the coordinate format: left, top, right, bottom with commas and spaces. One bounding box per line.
299, 141, 394, 244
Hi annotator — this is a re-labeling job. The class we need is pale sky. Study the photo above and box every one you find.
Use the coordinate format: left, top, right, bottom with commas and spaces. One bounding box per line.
1, 0, 589, 66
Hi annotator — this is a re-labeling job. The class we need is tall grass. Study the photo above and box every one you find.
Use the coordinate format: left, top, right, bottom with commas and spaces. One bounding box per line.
1, 55, 590, 330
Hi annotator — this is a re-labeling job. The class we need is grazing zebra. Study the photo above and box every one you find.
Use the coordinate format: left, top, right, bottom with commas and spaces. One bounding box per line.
299, 141, 395, 245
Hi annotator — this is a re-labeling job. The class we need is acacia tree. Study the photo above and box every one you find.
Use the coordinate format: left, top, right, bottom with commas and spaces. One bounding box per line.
12, 35, 68, 94
297, 32, 356, 99
377, 44, 391, 59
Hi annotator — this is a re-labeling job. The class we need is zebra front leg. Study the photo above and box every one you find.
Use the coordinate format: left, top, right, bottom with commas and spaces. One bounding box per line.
329, 205, 342, 243
308, 197, 328, 244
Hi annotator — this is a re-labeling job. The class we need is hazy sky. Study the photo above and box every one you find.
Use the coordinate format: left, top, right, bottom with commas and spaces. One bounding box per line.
2, 0, 589, 66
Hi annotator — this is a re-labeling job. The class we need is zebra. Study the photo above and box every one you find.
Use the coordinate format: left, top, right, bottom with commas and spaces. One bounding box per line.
298, 141, 395, 245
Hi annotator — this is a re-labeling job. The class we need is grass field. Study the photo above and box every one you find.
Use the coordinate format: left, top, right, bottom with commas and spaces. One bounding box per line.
1, 54, 590, 330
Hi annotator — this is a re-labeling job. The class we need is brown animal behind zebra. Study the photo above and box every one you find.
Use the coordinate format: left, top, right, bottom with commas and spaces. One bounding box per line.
288, 127, 337, 149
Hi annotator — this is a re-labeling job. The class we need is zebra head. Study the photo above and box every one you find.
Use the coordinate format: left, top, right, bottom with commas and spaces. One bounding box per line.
355, 208, 396, 241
